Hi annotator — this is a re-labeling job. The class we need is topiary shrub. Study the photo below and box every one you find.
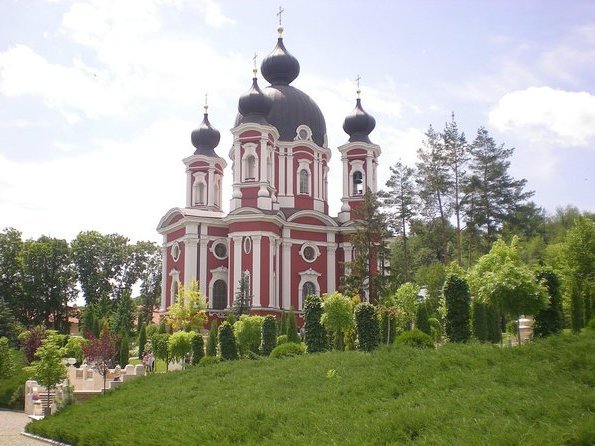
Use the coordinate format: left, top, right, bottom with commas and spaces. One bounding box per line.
206, 321, 218, 357
191, 333, 204, 365
199, 355, 220, 367
415, 303, 431, 336
395, 329, 434, 349
354, 302, 379, 352
270, 342, 305, 359
443, 273, 471, 342
218, 322, 238, 361
303, 295, 327, 353
276, 335, 288, 345
287, 309, 300, 343
233, 315, 264, 356
260, 315, 277, 356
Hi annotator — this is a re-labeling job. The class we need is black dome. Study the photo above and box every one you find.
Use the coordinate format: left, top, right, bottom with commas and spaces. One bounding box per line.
191, 112, 221, 157
238, 76, 272, 125
343, 98, 376, 143
261, 37, 300, 86
235, 84, 327, 146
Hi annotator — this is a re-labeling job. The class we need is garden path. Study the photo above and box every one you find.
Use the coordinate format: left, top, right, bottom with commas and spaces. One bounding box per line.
0, 410, 46, 445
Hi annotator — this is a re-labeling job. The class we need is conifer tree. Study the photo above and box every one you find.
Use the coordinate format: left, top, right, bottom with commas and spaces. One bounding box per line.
119, 331, 129, 367
280, 310, 288, 335
232, 272, 252, 318
472, 300, 487, 342
354, 302, 379, 352
303, 295, 327, 353
533, 269, 564, 337
138, 323, 147, 359
191, 333, 204, 365
218, 322, 238, 360
260, 315, 277, 356
286, 309, 300, 343
206, 321, 218, 357
443, 273, 471, 342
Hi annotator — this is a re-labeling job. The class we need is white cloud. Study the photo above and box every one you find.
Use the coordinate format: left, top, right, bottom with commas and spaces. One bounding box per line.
489, 87, 595, 148
197, 0, 236, 28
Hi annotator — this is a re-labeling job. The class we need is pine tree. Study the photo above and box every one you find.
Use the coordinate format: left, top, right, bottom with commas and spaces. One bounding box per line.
286, 309, 300, 343
472, 300, 487, 342
280, 311, 288, 335
119, 331, 129, 367
354, 302, 379, 352
138, 323, 147, 359
206, 321, 218, 356
533, 269, 564, 337
218, 322, 238, 360
232, 272, 252, 317
260, 315, 277, 356
191, 333, 204, 365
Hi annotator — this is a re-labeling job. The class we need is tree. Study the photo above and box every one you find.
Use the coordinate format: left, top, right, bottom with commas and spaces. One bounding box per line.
118, 331, 129, 367
286, 309, 300, 343
443, 272, 471, 343
138, 323, 147, 359
280, 311, 288, 335
0, 228, 24, 324
191, 333, 204, 365
136, 242, 162, 326
393, 282, 420, 330
0, 297, 21, 346
415, 303, 431, 335
0, 337, 14, 378
471, 299, 487, 342
354, 302, 379, 352
232, 271, 252, 317
113, 289, 136, 338
321, 293, 354, 350
382, 160, 417, 282
206, 321, 218, 357
414, 262, 446, 314
344, 190, 390, 303
303, 295, 327, 353
152, 333, 171, 372
468, 238, 547, 344
233, 315, 263, 356
21, 236, 77, 332
260, 315, 277, 356
168, 331, 195, 368
83, 325, 118, 393
25, 333, 67, 415
166, 280, 207, 332
533, 269, 564, 337
19, 325, 47, 364
218, 322, 238, 360
466, 127, 533, 244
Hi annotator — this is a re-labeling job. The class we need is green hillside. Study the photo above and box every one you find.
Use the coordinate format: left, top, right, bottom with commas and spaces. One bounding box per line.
27, 332, 595, 445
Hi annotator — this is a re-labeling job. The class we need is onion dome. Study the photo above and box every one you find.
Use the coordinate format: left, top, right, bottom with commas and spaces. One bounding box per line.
191, 105, 221, 157
261, 26, 300, 86
343, 97, 376, 143
238, 71, 272, 125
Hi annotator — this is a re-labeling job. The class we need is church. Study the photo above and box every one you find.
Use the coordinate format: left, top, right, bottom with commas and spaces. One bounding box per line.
157, 24, 381, 323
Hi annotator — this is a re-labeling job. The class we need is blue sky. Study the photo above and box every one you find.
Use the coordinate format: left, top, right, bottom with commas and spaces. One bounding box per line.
1, 0, 594, 244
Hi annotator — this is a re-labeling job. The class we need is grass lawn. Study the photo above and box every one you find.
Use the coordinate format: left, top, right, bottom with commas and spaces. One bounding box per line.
27, 331, 595, 445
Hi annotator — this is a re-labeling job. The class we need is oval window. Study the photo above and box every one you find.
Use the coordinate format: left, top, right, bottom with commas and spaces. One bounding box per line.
243, 236, 252, 254
171, 242, 180, 262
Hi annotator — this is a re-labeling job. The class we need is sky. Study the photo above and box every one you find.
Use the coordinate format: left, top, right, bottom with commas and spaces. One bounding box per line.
1, 0, 594, 245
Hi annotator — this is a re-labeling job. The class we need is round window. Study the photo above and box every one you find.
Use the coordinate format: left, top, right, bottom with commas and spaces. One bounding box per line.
171, 242, 180, 262
213, 242, 228, 260
301, 244, 317, 262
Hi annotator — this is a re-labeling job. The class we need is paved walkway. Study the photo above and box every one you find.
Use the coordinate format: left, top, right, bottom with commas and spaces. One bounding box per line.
0, 410, 45, 445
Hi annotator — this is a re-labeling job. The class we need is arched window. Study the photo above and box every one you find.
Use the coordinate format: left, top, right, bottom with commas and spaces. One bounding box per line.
212, 280, 227, 310
245, 155, 256, 180
299, 169, 309, 194
353, 171, 364, 195
302, 281, 316, 300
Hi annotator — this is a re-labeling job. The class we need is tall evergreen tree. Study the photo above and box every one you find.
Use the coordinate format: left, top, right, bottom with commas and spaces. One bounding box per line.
381, 160, 417, 282
533, 269, 564, 337
443, 273, 471, 342
232, 271, 252, 317
286, 309, 300, 343
303, 295, 327, 353
206, 321, 218, 357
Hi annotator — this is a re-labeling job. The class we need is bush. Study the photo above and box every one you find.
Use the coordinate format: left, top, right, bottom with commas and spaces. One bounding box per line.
428, 318, 442, 342
168, 332, 195, 366
354, 302, 379, 352
379, 309, 397, 345
206, 321, 218, 357
443, 273, 471, 343
586, 317, 595, 330
534, 269, 564, 338
395, 329, 434, 349
260, 315, 277, 356
286, 309, 300, 343
415, 303, 431, 336
506, 320, 518, 336
472, 300, 487, 342
218, 322, 238, 361
191, 333, 204, 365
0, 337, 14, 378
0, 349, 27, 409
276, 335, 288, 345
233, 315, 264, 356
303, 295, 327, 353
270, 342, 305, 359
138, 324, 147, 359
145, 324, 158, 339
198, 355, 220, 367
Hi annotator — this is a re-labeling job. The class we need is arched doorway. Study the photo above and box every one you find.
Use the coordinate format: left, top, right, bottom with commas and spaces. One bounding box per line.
212, 280, 227, 310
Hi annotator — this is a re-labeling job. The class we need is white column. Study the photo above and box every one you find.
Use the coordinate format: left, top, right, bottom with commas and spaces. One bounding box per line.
327, 240, 337, 294
260, 139, 267, 183
207, 166, 215, 207
252, 235, 262, 307
160, 243, 167, 310
278, 148, 285, 196
233, 236, 242, 295
342, 156, 349, 198
366, 153, 373, 191
275, 238, 280, 308
282, 237, 291, 310
199, 225, 208, 297
234, 142, 241, 184
186, 169, 192, 207
287, 149, 294, 196
269, 236, 276, 308
313, 153, 319, 199
184, 240, 198, 287
343, 242, 352, 275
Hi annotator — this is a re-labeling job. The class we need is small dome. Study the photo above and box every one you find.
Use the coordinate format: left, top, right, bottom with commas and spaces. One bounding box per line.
261, 37, 300, 86
238, 76, 272, 125
343, 98, 376, 143
191, 112, 221, 157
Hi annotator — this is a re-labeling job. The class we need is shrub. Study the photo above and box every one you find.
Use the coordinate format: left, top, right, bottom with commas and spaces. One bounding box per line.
280, 311, 288, 335
260, 315, 277, 356
395, 329, 434, 349
303, 295, 327, 353
145, 324, 158, 339
415, 303, 431, 336
138, 324, 147, 359
506, 320, 518, 336
586, 317, 595, 330
168, 331, 195, 366
198, 355, 220, 367
152, 333, 171, 371
486, 304, 501, 344
276, 335, 288, 345
270, 342, 305, 359
354, 302, 379, 352
533, 269, 564, 338
443, 273, 471, 342
379, 308, 397, 345
233, 315, 263, 356
428, 318, 442, 342
218, 322, 238, 361
206, 321, 218, 357
287, 309, 300, 343
191, 333, 204, 365
0, 337, 15, 378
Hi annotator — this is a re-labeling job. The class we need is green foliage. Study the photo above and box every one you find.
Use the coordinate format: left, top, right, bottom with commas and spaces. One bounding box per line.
62, 336, 88, 364
113, 289, 136, 338
0, 337, 14, 378
151, 333, 171, 371
485, 304, 501, 344
206, 321, 218, 357
166, 280, 207, 332
443, 273, 471, 342
118, 332, 130, 367
395, 328, 434, 349
168, 331, 195, 365
0, 297, 21, 345
472, 300, 487, 342
276, 335, 288, 345
19, 325, 46, 364
260, 315, 277, 356
145, 323, 158, 339
321, 293, 354, 350
138, 324, 147, 359
269, 342, 305, 359
414, 262, 446, 313
533, 269, 564, 337
415, 303, 431, 335
428, 317, 442, 342
280, 311, 288, 335
0, 349, 27, 409
233, 315, 263, 356
303, 295, 327, 353
586, 317, 595, 330
286, 309, 300, 343
218, 322, 238, 361
198, 355, 220, 367
232, 271, 252, 317
354, 302, 379, 352
191, 333, 204, 365
393, 282, 420, 328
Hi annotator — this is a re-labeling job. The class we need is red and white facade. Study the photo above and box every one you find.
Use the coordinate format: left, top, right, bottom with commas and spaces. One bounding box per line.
157, 30, 381, 323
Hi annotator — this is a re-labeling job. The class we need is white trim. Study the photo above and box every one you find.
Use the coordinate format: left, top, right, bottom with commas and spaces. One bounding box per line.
294, 124, 313, 141
233, 236, 242, 295
169, 269, 180, 305
299, 242, 320, 263
208, 266, 228, 310
171, 241, 181, 262
160, 243, 167, 310
241, 143, 258, 182
327, 233, 337, 294
252, 235, 261, 307
198, 224, 208, 296
210, 238, 229, 260
298, 268, 321, 310
282, 229, 291, 309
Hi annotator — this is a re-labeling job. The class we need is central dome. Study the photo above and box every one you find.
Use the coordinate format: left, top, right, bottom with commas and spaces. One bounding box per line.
235, 84, 327, 146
